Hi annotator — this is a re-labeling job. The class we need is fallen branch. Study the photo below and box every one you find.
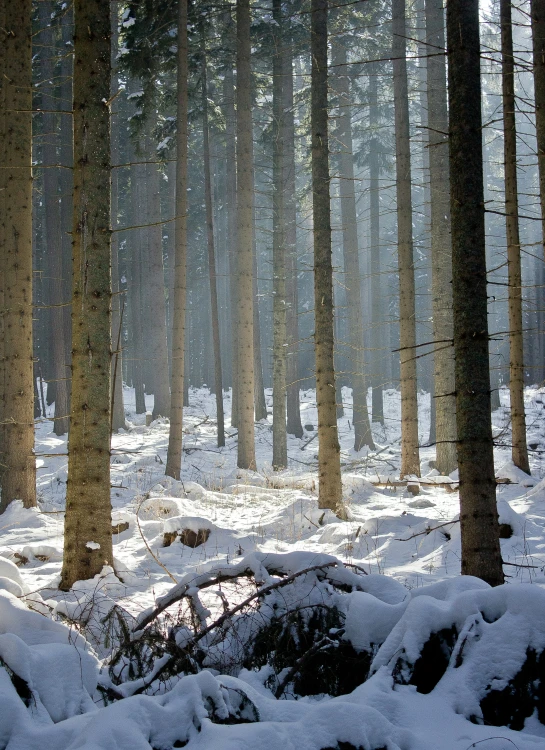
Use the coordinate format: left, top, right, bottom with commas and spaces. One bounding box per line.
395, 519, 460, 542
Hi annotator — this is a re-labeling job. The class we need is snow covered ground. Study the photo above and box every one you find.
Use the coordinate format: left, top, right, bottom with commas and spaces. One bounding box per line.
1, 385, 545, 749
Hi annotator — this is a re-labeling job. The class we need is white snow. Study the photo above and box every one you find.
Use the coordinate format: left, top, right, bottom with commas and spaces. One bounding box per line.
0, 384, 544, 748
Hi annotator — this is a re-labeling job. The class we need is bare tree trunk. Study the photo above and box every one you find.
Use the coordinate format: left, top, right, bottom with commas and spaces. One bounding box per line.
166, 0, 188, 480
38, 1, 71, 437
425, 0, 457, 474
146, 137, 171, 418
532, 0, 545, 258
272, 0, 288, 469
253, 248, 268, 422
236, 0, 256, 469
446, 0, 504, 586
368, 65, 385, 425
201, 27, 225, 448
311, 0, 343, 515
129, 146, 146, 415
393, 0, 420, 478
223, 55, 239, 428
283, 49, 303, 438
111, 1, 126, 432
332, 39, 374, 452
0, 0, 5, 483
60, 0, 113, 588
1, 0, 37, 511
500, 0, 530, 474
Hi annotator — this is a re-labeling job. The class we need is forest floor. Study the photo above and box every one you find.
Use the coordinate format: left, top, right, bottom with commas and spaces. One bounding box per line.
1, 385, 545, 749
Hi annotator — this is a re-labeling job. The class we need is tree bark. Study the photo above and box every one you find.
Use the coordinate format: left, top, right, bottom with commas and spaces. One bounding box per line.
146, 136, 171, 419
1, 0, 37, 511
201, 26, 225, 448
531, 0, 545, 258
165, 0, 188, 480
38, 1, 71, 437
446, 0, 504, 586
235, 0, 256, 469
311, 0, 343, 515
332, 39, 375, 452
110, 2, 126, 432
501, 0, 530, 474
393, 0, 420, 478
368, 65, 385, 424
283, 48, 303, 439
425, 0, 457, 474
272, 0, 288, 469
60, 0, 113, 587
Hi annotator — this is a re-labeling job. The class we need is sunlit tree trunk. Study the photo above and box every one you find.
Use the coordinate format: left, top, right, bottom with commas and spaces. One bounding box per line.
60, 0, 113, 587
425, 0, 457, 474
393, 0, 420, 477
166, 0, 188, 480
311, 0, 343, 515
332, 39, 374, 452
201, 26, 225, 448
235, 0, 256, 469
447, 0, 504, 586
1, 0, 37, 512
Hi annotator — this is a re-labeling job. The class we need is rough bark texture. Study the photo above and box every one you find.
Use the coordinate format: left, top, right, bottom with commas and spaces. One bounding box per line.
60, 0, 113, 588
283, 49, 303, 439
165, 0, 188, 480
201, 29, 225, 448
0, 0, 5, 485
235, 0, 256, 469
446, 0, 504, 586
272, 0, 288, 469
532, 0, 545, 258
393, 0, 420, 478
425, 0, 457, 475
501, 0, 530, 474
332, 40, 374, 452
1, 0, 37, 511
311, 0, 343, 515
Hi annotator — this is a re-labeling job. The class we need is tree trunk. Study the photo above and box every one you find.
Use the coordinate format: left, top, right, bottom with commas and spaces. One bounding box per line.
425, 0, 457, 474
531, 0, 545, 258
311, 0, 343, 515
223, 53, 239, 429
38, 1, 71, 437
111, 2, 126, 432
129, 144, 146, 415
332, 39, 375, 452
1, 0, 37, 512
60, 0, 113, 588
272, 0, 288, 469
146, 137, 171, 418
201, 27, 225, 448
501, 0, 530, 474
446, 0, 504, 586
235, 0, 256, 469
165, 0, 188, 480
283, 49, 303, 439
253, 248, 268, 422
368, 65, 385, 425
393, 0, 420, 478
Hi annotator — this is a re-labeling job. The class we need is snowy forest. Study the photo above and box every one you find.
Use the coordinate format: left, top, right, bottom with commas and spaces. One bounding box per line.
2, 0, 545, 747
